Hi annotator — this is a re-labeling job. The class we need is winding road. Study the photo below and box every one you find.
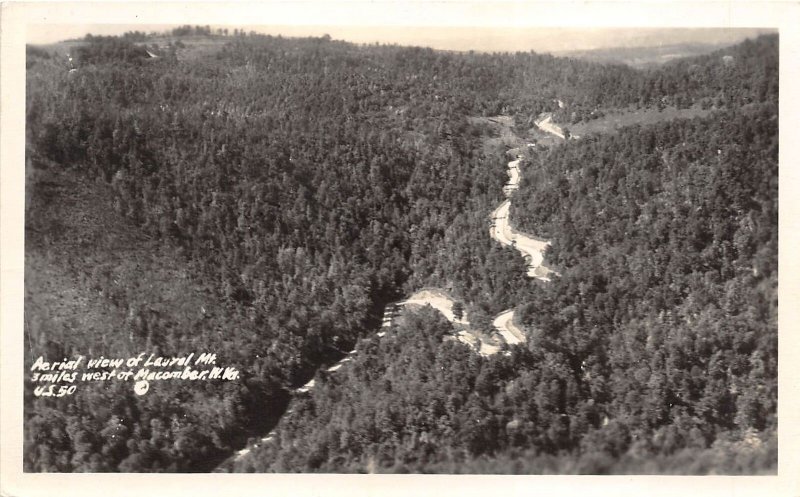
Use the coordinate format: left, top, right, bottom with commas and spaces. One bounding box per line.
490, 159, 555, 282
227, 128, 557, 467
486, 152, 556, 344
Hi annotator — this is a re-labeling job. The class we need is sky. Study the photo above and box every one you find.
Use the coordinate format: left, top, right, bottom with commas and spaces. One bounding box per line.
26, 24, 774, 54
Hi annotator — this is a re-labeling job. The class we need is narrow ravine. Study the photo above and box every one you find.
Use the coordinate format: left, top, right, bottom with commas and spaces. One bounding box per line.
225, 131, 558, 468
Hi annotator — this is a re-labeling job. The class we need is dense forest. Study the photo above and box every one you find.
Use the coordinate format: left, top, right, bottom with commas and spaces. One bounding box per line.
24, 30, 777, 473
243, 107, 777, 474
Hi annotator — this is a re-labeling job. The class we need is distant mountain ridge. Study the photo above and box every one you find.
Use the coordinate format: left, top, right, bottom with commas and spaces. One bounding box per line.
558, 42, 746, 69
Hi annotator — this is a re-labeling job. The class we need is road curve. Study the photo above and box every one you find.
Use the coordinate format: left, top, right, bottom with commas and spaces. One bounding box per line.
227, 127, 558, 468
492, 309, 525, 345
400, 289, 470, 326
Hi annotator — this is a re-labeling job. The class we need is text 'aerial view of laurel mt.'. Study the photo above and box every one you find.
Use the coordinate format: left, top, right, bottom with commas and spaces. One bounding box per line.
24, 25, 777, 474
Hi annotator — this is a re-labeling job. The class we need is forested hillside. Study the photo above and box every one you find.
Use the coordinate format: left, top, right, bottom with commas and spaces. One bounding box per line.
24, 31, 777, 473
233, 108, 778, 475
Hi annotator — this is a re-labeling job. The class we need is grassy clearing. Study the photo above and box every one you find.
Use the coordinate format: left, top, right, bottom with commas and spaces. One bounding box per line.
468, 115, 526, 156
566, 105, 713, 137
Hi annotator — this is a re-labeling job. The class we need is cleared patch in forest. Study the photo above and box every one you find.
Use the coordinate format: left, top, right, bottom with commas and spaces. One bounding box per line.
562, 105, 714, 137
468, 115, 526, 156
